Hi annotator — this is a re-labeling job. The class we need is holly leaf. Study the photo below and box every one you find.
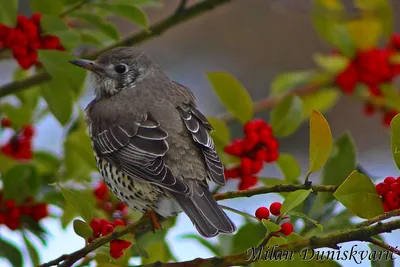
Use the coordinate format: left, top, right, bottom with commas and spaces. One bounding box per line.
276, 153, 301, 182
334, 170, 383, 219
1, 164, 38, 202
270, 95, 303, 137
289, 211, 323, 232
60, 185, 93, 222
261, 219, 281, 233
73, 219, 93, 239
270, 70, 316, 96
308, 109, 333, 174
96, 3, 149, 29
0, 238, 23, 267
391, 114, 400, 170
301, 88, 340, 119
313, 53, 349, 74
179, 234, 222, 256
22, 233, 40, 267
71, 13, 119, 40
207, 72, 253, 124
281, 189, 312, 216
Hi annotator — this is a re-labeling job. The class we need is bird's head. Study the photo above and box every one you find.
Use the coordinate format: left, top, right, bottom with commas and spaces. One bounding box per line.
70, 47, 154, 97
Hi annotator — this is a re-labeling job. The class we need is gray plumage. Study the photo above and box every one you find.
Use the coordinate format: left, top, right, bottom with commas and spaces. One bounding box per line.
69, 47, 236, 237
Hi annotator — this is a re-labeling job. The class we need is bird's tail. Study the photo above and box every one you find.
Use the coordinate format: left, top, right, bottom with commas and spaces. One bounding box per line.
168, 181, 236, 238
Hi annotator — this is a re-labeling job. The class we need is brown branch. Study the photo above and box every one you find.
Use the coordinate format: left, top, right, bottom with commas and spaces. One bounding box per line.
368, 237, 400, 256
356, 209, 400, 228
0, 0, 232, 98
136, 218, 400, 267
213, 183, 338, 201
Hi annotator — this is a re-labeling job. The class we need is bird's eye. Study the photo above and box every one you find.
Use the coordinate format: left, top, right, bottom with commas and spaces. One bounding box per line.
114, 64, 128, 74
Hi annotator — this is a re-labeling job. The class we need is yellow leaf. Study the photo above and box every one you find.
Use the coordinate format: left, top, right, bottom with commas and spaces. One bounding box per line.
308, 110, 333, 174
347, 18, 381, 50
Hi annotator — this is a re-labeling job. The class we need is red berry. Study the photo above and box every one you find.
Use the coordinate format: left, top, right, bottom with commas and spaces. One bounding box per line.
252, 160, 263, 174
8, 207, 21, 219
224, 167, 240, 179
22, 125, 35, 138
390, 182, 400, 196
103, 202, 113, 213
112, 219, 125, 227
254, 148, 269, 161
224, 140, 243, 156
280, 222, 294, 236
383, 111, 398, 126
384, 177, 396, 184
397, 176, 400, 183
101, 223, 114, 236
6, 219, 20, 230
259, 129, 272, 145
384, 191, 399, 209
1, 117, 12, 127
94, 182, 108, 201
5, 200, 16, 209
239, 176, 258, 190
40, 35, 60, 49
376, 182, 390, 196
335, 62, 358, 94
99, 219, 109, 228
269, 202, 282, 216
0, 213, 5, 224
88, 237, 94, 243
110, 248, 123, 259
255, 207, 270, 220
383, 201, 390, 212
30, 14, 42, 25
363, 103, 376, 116
390, 33, 400, 50
240, 157, 253, 176
265, 151, 279, 163
368, 85, 382, 96
31, 203, 48, 221
242, 132, 259, 152
116, 202, 127, 212
90, 218, 102, 235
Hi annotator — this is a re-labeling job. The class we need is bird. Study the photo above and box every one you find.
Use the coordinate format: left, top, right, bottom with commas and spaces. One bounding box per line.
69, 47, 236, 238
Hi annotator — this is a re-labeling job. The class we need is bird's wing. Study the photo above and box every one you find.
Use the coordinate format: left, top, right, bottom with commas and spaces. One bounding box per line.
91, 112, 191, 195
177, 105, 225, 185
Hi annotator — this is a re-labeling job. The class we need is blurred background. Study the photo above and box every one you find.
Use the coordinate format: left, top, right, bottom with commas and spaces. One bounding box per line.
1, 0, 400, 266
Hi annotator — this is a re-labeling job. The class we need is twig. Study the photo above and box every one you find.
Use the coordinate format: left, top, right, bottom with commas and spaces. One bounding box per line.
213, 184, 338, 201
0, 0, 233, 98
60, 0, 90, 17
134, 218, 400, 267
355, 209, 400, 228
368, 237, 400, 256
175, 0, 189, 15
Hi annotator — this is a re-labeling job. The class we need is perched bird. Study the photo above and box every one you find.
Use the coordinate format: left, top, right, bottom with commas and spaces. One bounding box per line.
69, 47, 236, 237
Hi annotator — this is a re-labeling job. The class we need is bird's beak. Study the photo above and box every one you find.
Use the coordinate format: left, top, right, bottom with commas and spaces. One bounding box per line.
69, 59, 101, 73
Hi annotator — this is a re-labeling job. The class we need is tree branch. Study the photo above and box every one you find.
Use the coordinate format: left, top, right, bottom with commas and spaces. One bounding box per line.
0, 0, 232, 98
368, 237, 400, 256
136, 218, 400, 267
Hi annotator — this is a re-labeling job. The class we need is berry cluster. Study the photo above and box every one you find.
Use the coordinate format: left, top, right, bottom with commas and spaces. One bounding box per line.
1, 118, 35, 160
375, 176, 400, 211
88, 218, 132, 259
0, 14, 64, 70
334, 34, 400, 126
94, 181, 128, 221
224, 119, 279, 190
0, 193, 48, 230
255, 202, 293, 236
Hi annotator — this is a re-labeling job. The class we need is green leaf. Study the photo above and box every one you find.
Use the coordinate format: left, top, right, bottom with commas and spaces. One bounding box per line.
22, 233, 40, 267
60, 185, 93, 222
79, 31, 103, 47
308, 109, 333, 174
289, 211, 323, 232
281, 189, 312, 216
313, 53, 349, 74
301, 88, 340, 119
333, 170, 384, 219
96, 3, 148, 29
380, 84, 400, 111
38, 50, 86, 92
311, 0, 356, 57
369, 244, 395, 267
270, 95, 303, 137
40, 82, 73, 125
232, 222, 266, 254
53, 30, 81, 51
0, 238, 23, 267
207, 117, 231, 147
355, 0, 393, 38
322, 133, 356, 186
391, 114, 400, 170
179, 234, 222, 256
0, 154, 18, 174
113, 226, 135, 243
207, 72, 253, 124
73, 219, 94, 239
261, 219, 281, 233
276, 153, 301, 182
347, 18, 381, 50
0, 0, 17, 26
0, 103, 33, 129
270, 70, 316, 96
40, 15, 69, 33
1, 164, 38, 202
61, 203, 77, 229
30, 0, 64, 14
71, 13, 119, 40
141, 242, 169, 264
32, 151, 61, 176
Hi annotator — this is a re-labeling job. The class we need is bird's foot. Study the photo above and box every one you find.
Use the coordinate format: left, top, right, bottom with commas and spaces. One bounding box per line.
144, 210, 162, 233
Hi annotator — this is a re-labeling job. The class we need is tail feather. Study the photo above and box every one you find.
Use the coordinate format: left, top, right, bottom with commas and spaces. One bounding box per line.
169, 181, 236, 238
